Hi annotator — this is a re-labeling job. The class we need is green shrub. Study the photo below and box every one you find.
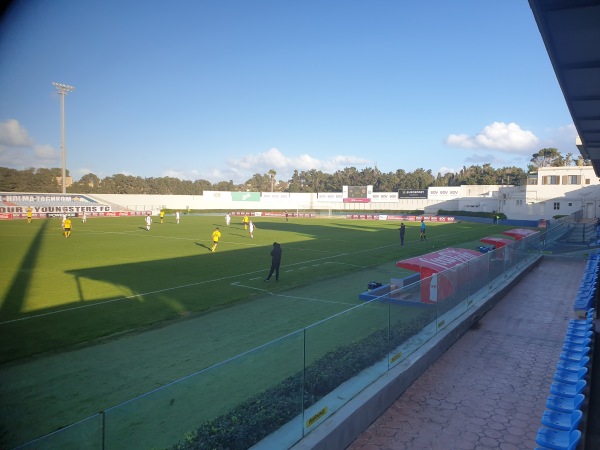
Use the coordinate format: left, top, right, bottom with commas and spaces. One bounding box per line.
171, 309, 435, 450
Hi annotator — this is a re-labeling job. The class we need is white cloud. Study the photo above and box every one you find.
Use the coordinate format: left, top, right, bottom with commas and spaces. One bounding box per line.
538, 123, 578, 153
0, 119, 61, 169
445, 122, 539, 154
0, 119, 34, 147
227, 147, 370, 181
160, 148, 370, 184
34, 144, 60, 160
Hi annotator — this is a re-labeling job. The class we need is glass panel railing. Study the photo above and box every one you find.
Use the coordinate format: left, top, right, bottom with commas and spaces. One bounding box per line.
302, 298, 389, 434
488, 248, 505, 291
14, 229, 543, 450
388, 280, 436, 367
15, 414, 102, 450
434, 262, 468, 329
103, 330, 305, 450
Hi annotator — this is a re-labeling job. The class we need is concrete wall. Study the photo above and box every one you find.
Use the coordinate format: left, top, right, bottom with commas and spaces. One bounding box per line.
84, 167, 600, 221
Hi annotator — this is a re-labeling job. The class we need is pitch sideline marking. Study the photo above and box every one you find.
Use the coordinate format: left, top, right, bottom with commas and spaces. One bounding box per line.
230, 282, 356, 307
0, 223, 499, 325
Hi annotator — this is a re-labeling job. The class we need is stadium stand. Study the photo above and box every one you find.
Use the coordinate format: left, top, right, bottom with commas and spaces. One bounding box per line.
535, 250, 597, 450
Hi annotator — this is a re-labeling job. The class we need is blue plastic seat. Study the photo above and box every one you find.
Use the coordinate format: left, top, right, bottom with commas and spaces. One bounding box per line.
546, 393, 585, 413
549, 380, 586, 398
536, 428, 581, 450
559, 347, 591, 362
563, 336, 593, 348
556, 357, 590, 373
554, 367, 588, 384
541, 409, 583, 431
567, 322, 592, 332
563, 330, 592, 340
563, 338, 592, 352
568, 317, 593, 327
562, 338, 592, 349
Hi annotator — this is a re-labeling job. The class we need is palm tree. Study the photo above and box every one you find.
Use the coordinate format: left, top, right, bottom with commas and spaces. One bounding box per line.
268, 169, 277, 192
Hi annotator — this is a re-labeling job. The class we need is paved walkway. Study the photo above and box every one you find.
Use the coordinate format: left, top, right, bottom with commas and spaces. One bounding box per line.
347, 257, 587, 450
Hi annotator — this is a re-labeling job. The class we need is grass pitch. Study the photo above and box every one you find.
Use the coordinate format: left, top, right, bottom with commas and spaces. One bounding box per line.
0, 214, 518, 447
0, 215, 511, 364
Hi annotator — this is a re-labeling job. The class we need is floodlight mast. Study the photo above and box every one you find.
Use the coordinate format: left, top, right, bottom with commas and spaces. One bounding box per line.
52, 82, 75, 194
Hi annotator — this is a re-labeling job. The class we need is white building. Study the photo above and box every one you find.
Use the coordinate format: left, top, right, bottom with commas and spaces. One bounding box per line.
445, 166, 599, 221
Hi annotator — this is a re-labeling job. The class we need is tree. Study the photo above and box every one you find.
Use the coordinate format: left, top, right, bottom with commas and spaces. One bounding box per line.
213, 180, 235, 191
268, 169, 277, 192
576, 155, 592, 167
530, 148, 562, 168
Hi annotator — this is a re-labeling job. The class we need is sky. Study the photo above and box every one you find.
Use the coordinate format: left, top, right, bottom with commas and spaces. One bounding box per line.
0, 0, 579, 185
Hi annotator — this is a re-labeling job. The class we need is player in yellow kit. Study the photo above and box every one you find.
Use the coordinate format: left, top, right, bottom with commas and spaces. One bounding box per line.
211, 227, 221, 252
63, 217, 72, 238
27, 207, 33, 223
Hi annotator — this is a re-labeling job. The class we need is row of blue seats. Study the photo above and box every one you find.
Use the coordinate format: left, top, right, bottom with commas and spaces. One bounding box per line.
535, 308, 595, 450
574, 253, 599, 316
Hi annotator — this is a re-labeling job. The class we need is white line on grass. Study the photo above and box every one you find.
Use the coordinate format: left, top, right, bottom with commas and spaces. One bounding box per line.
1, 222, 497, 325
230, 282, 356, 307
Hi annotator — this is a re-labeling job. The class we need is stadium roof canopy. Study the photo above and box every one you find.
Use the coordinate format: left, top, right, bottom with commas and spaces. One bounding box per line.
528, 0, 600, 174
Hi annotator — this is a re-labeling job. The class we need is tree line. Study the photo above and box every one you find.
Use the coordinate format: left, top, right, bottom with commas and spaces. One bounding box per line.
0, 148, 589, 194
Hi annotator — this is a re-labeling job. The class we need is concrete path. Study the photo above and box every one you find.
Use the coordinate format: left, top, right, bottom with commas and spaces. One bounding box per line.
347, 257, 587, 450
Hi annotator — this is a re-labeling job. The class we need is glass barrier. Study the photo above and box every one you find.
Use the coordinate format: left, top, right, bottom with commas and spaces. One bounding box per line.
16, 414, 102, 450
18, 234, 542, 450
388, 279, 437, 368
302, 298, 390, 433
103, 329, 305, 450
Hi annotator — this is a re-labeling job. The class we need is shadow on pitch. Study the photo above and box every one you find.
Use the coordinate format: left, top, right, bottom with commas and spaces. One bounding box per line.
195, 242, 212, 251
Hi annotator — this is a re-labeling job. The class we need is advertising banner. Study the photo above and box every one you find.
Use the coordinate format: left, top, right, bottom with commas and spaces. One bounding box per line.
343, 198, 371, 203
0, 205, 112, 214
346, 214, 379, 220
0, 194, 90, 203
371, 192, 399, 202
261, 192, 290, 199
231, 192, 261, 202
427, 187, 461, 200
317, 192, 344, 202
398, 189, 427, 199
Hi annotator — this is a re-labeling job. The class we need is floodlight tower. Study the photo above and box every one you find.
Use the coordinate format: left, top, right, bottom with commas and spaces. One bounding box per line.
52, 82, 75, 194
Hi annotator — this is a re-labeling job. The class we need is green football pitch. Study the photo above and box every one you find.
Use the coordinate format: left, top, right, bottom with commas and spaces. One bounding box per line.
0, 214, 519, 447
0, 215, 511, 365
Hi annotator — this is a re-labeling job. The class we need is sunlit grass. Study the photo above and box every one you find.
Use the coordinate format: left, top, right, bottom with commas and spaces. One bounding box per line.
0, 215, 514, 363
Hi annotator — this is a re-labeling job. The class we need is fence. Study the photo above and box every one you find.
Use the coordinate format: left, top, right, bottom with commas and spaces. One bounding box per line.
16, 234, 541, 450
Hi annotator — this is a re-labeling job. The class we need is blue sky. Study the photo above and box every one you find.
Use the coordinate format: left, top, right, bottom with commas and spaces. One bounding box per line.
0, 0, 578, 185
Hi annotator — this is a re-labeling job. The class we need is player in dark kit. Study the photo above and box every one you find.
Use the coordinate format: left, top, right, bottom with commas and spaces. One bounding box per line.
264, 242, 282, 282
399, 223, 406, 245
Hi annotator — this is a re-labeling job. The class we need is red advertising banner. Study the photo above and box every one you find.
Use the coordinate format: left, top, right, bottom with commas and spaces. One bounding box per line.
346, 214, 379, 220
343, 198, 371, 203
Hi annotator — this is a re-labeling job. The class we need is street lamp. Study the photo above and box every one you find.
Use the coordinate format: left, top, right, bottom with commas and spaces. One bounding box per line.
52, 82, 75, 194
